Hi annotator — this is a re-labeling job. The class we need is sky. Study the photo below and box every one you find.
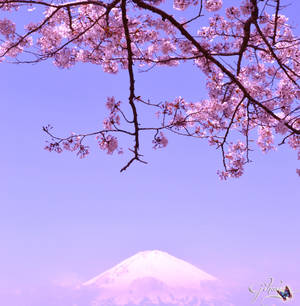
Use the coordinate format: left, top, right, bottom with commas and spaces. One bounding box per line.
1, 1, 300, 305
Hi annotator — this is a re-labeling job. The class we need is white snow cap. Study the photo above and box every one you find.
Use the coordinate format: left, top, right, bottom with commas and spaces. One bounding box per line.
83, 250, 228, 305
84, 250, 216, 288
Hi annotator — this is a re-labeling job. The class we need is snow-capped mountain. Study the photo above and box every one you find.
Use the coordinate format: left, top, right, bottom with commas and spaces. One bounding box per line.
83, 250, 229, 306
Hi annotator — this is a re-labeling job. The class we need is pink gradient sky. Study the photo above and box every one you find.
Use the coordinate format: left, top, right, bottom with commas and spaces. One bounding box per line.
1, 1, 300, 305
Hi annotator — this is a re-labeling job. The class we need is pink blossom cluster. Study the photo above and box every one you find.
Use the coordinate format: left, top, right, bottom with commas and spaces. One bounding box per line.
204, 0, 222, 12
45, 135, 90, 159
103, 96, 121, 129
44, 141, 63, 154
217, 141, 247, 180
257, 127, 275, 153
153, 132, 168, 149
173, 0, 196, 11
97, 134, 120, 155
0, 0, 19, 11
0, 19, 15, 39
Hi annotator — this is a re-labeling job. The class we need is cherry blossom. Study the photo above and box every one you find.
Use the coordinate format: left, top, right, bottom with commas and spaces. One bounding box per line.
173, 0, 195, 11
0, 0, 299, 178
97, 134, 119, 155
204, 0, 222, 12
0, 19, 15, 39
153, 132, 168, 149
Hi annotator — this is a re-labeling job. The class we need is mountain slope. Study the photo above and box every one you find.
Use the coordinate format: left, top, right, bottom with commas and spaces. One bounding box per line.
83, 250, 229, 306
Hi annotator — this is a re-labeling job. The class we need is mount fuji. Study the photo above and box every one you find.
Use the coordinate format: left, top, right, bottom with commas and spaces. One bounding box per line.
82, 250, 230, 306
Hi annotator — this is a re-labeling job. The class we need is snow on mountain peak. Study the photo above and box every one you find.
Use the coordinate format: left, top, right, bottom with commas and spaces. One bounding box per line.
84, 250, 216, 288
82, 250, 227, 305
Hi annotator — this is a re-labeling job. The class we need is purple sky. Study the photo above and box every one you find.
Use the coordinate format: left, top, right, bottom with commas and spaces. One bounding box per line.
1, 1, 300, 305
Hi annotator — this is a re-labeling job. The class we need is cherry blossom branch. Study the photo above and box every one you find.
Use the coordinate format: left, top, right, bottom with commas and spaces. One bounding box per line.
0, 6, 59, 57
181, 0, 203, 26
1, 0, 107, 8
132, 0, 300, 136
218, 96, 246, 148
254, 18, 300, 87
237, 0, 258, 74
120, 0, 146, 172
1, 0, 299, 177
272, 0, 280, 45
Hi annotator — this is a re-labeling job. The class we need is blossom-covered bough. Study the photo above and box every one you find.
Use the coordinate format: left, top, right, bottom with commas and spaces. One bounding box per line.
1, 0, 299, 178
